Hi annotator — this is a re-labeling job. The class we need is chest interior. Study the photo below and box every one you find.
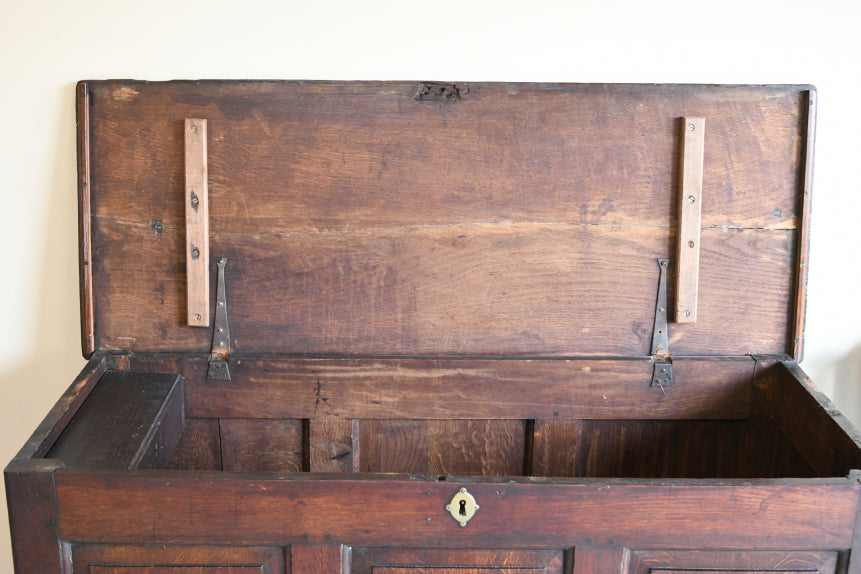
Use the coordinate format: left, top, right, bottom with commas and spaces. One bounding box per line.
50, 80, 861, 481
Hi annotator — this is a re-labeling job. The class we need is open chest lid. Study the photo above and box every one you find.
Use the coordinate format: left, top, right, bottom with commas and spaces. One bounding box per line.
77, 81, 814, 360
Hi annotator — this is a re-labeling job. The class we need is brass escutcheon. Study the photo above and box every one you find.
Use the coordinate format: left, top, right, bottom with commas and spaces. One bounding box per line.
445, 487, 480, 527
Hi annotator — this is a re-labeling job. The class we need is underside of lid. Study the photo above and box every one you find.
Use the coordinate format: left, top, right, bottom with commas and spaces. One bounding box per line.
77, 81, 814, 359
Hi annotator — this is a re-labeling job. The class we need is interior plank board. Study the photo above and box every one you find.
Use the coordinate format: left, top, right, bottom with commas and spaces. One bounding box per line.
182, 358, 755, 420
359, 420, 526, 475
574, 420, 747, 478
46, 370, 183, 469
219, 419, 303, 472
166, 418, 223, 471
92, 217, 794, 357
86, 82, 803, 233
531, 420, 583, 477
309, 418, 357, 473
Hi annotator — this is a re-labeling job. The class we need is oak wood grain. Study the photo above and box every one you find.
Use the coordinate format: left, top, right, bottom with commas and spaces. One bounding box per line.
359, 420, 525, 475
166, 418, 222, 471
71, 544, 284, 574
792, 89, 817, 361
4, 459, 65, 574
309, 418, 358, 473
77, 81, 96, 356
55, 471, 859, 550
185, 118, 209, 327
353, 548, 563, 574
91, 218, 796, 357
676, 117, 705, 323
81, 81, 808, 357
630, 549, 838, 574
46, 370, 184, 469
291, 544, 348, 574
220, 419, 303, 472
181, 357, 755, 420
572, 547, 629, 574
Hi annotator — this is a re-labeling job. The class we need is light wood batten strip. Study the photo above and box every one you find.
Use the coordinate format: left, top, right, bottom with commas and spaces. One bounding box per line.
185, 118, 209, 327
676, 116, 705, 323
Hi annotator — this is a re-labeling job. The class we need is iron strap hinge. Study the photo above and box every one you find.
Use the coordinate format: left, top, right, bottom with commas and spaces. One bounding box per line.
651, 258, 673, 389
207, 257, 232, 381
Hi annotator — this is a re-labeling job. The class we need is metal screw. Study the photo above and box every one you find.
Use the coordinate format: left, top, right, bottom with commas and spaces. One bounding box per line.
191, 247, 200, 258
688, 241, 695, 248
191, 195, 199, 206
217, 327, 223, 333
219, 341, 225, 347
685, 310, 691, 317
688, 195, 696, 203
217, 301, 224, 307
688, 123, 695, 131
194, 313, 201, 320
659, 307, 665, 313
191, 124, 198, 132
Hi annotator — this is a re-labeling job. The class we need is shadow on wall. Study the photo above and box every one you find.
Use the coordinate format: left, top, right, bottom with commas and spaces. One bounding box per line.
833, 344, 861, 430
1, 82, 87, 573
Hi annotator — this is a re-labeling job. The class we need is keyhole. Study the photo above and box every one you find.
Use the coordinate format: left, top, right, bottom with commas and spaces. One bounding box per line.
458, 499, 467, 516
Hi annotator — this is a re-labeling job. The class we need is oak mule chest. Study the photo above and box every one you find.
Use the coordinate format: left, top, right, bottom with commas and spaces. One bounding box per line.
7, 81, 861, 574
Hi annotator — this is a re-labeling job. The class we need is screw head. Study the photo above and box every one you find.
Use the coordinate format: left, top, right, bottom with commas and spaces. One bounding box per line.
685, 310, 691, 317
688, 241, 695, 248
194, 313, 201, 320
688, 195, 696, 203
688, 123, 695, 131
190, 124, 198, 132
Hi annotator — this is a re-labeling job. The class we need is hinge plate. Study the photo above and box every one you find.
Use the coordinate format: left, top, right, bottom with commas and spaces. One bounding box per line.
207, 257, 232, 381
651, 258, 673, 389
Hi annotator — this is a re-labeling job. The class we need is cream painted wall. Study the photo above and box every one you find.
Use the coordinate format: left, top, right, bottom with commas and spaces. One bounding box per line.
1, 0, 860, 571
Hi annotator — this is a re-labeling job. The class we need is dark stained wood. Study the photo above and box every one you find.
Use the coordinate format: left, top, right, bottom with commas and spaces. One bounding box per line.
577, 420, 747, 478
80, 81, 808, 358
360, 420, 525, 475
792, 89, 817, 361
533, 419, 749, 478
572, 547, 629, 574
353, 548, 563, 574
13, 353, 106, 460
220, 419, 303, 472
46, 370, 184, 469
769, 362, 861, 476
630, 549, 837, 574
291, 544, 348, 574
77, 81, 95, 357
92, 218, 795, 357
183, 358, 755, 420
532, 420, 582, 477
85, 82, 804, 231
166, 419, 222, 471
71, 543, 284, 574
4, 459, 65, 574
92, 568, 260, 573
309, 418, 358, 473
55, 471, 859, 550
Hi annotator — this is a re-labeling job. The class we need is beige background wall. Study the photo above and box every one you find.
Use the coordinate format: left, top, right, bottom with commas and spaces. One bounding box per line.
2, 0, 860, 571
